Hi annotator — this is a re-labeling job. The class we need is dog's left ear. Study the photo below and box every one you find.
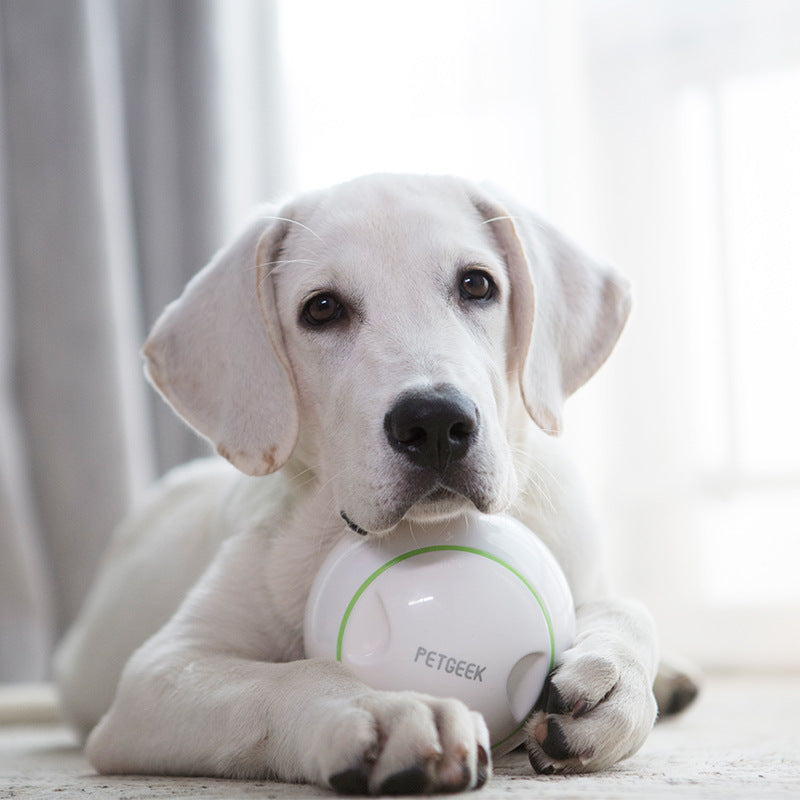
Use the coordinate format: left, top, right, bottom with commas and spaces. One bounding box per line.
142, 209, 299, 475
472, 191, 631, 435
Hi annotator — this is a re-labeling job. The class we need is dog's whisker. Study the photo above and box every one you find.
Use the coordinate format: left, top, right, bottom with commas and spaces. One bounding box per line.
286, 469, 319, 492
243, 257, 321, 276
256, 214, 324, 242
514, 464, 555, 509
287, 462, 318, 481
512, 449, 558, 484
510, 444, 565, 486
481, 214, 518, 226
263, 258, 320, 269
313, 461, 363, 498
407, 519, 421, 548
507, 448, 560, 513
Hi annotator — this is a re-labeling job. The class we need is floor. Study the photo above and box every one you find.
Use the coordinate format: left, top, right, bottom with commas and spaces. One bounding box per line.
1, 673, 799, 799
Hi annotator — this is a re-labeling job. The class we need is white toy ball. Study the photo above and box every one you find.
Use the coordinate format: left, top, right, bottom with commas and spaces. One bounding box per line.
304, 512, 575, 755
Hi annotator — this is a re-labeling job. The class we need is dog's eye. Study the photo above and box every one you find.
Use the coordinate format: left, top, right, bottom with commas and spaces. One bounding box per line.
302, 293, 345, 326
459, 269, 496, 301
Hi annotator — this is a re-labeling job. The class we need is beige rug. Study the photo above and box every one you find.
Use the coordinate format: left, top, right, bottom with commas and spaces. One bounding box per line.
1, 673, 799, 798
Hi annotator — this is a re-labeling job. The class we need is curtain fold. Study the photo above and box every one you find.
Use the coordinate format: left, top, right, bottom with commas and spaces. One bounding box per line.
0, 0, 267, 681
1, 0, 135, 679
0, 37, 54, 676
116, 0, 224, 473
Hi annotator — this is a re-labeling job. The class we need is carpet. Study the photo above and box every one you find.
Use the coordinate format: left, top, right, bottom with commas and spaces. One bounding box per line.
1, 673, 798, 799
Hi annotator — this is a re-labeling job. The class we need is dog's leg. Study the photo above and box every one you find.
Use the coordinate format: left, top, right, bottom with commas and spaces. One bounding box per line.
84, 528, 490, 795
524, 597, 659, 774
86, 646, 490, 794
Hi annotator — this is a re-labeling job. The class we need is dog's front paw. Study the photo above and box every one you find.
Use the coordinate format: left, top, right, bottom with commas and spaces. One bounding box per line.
525, 651, 657, 774
311, 691, 491, 795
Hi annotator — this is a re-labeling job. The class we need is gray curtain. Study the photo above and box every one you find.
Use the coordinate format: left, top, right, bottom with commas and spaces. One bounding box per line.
0, 0, 281, 681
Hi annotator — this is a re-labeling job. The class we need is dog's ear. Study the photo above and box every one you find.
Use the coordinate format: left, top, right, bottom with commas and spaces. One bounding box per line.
142, 209, 298, 475
472, 191, 631, 435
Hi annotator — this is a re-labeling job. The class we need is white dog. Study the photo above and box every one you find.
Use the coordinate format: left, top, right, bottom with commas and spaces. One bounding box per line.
55, 174, 696, 794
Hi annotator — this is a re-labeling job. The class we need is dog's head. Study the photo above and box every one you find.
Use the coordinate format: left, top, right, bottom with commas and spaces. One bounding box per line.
143, 175, 630, 534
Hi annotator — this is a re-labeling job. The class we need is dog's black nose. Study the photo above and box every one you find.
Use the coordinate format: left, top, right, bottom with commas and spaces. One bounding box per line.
385, 386, 478, 471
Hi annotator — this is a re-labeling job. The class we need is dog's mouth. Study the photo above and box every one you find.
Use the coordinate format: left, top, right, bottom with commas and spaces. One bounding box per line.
402, 486, 474, 525
420, 485, 458, 504
340, 475, 496, 538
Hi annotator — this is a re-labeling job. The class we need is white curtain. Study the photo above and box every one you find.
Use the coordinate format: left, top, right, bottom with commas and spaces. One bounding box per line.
0, 0, 282, 681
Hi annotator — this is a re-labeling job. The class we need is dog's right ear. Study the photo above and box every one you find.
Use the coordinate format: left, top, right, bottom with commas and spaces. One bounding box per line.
470, 188, 631, 436
142, 209, 298, 476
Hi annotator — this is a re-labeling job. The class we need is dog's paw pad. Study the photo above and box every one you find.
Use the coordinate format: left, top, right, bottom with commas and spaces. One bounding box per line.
379, 765, 430, 796
329, 766, 371, 795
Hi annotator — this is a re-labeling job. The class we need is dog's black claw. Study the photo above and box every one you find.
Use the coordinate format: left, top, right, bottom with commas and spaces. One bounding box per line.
474, 745, 489, 789
379, 766, 429, 796
530, 757, 556, 776
329, 767, 370, 795
528, 748, 549, 775
540, 719, 573, 761
541, 676, 568, 716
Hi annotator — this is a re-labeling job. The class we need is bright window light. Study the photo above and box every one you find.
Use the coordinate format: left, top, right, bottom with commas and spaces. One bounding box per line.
257, 0, 800, 666
678, 66, 800, 610
720, 67, 800, 478
275, 0, 549, 208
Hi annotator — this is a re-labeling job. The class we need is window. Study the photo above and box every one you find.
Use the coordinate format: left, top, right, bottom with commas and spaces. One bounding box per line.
247, 0, 800, 669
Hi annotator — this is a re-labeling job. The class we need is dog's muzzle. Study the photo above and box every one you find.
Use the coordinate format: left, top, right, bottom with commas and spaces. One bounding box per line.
384, 384, 478, 472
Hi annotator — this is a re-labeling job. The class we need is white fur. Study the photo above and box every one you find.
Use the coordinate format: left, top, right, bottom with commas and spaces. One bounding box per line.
55, 174, 658, 793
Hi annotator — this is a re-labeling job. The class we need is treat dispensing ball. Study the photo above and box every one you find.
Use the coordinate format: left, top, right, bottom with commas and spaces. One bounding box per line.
304, 512, 576, 755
